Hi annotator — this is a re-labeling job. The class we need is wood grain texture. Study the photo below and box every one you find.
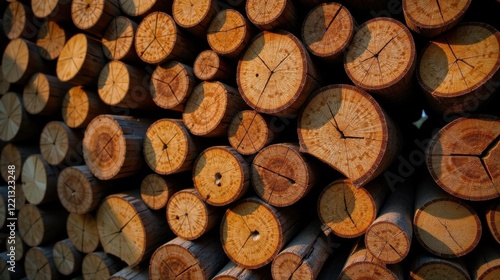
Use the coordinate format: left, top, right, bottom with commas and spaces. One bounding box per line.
2, 38, 47, 84
18, 204, 68, 247
150, 61, 196, 111
140, 173, 183, 210
227, 110, 276, 155
194, 50, 233, 82
102, 16, 138, 62
23, 73, 72, 115
246, 0, 298, 31
2, 2, 37, 40
67, 212, 101, 254
40, 121, 81, 166
71, 0, 120, 37
82, 252, 125, 280
62, 86, 110, 129
37, 20, 69, 61
25, 246, 61, 280
119, 0, 170, 17
0, 92, 38, 142
173, 0, 219, 37
53, 239, 83, 276
21, 154, 58, 205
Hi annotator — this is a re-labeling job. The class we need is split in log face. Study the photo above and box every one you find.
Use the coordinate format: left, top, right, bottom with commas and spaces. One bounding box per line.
410, 254, 471, 280
417, 23, 500, 114
487, 201, 500, 244
62, 86, 109, 129
25, 247, 59, 280
426, 115, 500, 201
403, 0, 471, 38
37, 21, 68, 61
227, 110, 274, 155
150, 61, 196, 111
318, 179, 388, 238
237, 30, 320, 117
193, 50, 232, 81
0, 143, 38, 182
193, 146, 250, 206
102, 16, 137, 61
53, 239, 83, 276
251, 143, 316, 207
3, 2, 36, 40
71, 0, 121, 36
302, 3, 354, 62
245, 0, 298, 31
40, 121, 80, 166
2, 38, 46, 84
21, 154, 58, 205
144, 118, 201, 175
82, 252, 126, 280
172, 0, 218, 37
140, 173, 182, 210
207, 9, 253, 59
67, 213, 100, 254
0, 92, 37, 142
298, 84, 400, 187
23, 73, 72, 115
18, 204, 68, 247
119, 0, 169, 17
344, 18, 416, 102
167, 188, 219, 240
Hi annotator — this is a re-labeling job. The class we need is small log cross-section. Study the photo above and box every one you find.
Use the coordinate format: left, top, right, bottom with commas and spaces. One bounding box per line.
37, 20, 69, 61
21, 154, 58, 205
237, 30, 320, 117
487, 201, 500, 244
18, 204, 68, 247
23, 73, 72, 115
298, 85, 401, 187
365, 184, 414, 263
167, 188, 220, 240
67, 212, 101, 254
143, 118, 202, 175
172, 0, 219, 37
410, 253, 471, 280
193, 146, 250, 206
97, 192, 171, 266
194, 50, 233, 81
403, 0, 471, 37
221, 197, 303, 269
468, 244, 500, 280
302, 3, 354, 62
135, 12, 195, 64
82, 252, 126, 280
53, 239, 84, 276
207, 9, 254, 59
150, 61, 196, 111
57, 33, 106, 86
318, 179, 388, 238
140, 173, 183, 210
2, 2, 37, 40
25, 246, 60, 280
246, 0, 298, 31
417, 23, 500, 114
271, 221, 331, 280
227, 110, 276, 155
183, 81, 248, 137
0, 92, 38, 142
414, 176, 482, 258
102, 16, 138, 62
62, 86, 110, 129
251, 143, 317, 207
149, 235, 228, 280
71, 0, 121, 37
0, 143, 38, 182
40, 121, 81, 166
2, 38, 47, 84
83, 115, 152, 180
344, 18, 416, 102
427, 115, 500, 201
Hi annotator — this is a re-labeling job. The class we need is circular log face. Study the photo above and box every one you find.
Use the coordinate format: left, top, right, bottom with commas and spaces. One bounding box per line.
417, 23, 500, 113
237, 31, 309, 116
410, 258, 470, 280
40, 121, 70, 165
427, 116, 500, 201
302, 2, 354, 61
135, 12, 177, 64
221, 198, 282, 269
167, 189, 210, 240
62, 86, 94, 129
2, 39, 29, 84
23, 73, 49, 115
102, 16, 135, 61
272, 252, 315, 280
71, 0, 106, 30
150, 242, 205, 279
141, 174, 174, 210
207, 9, 249, 58
414, 198, 481, 258
173, 0, 212, 28
25, 247, 55, 280
37, 21, 66, 61
3, 2, 27, 40
58, 166, 97, 214
53, 240, 80, 275
246, 0, 286, 28
150, 61, 195, 110
98, 61, 130, 106
18, 204, 44, 247
67, 213, 100, 254
365, 222, 410, 263
57, 33, 88, 82
82, 252, 124, 280
120, 0, 158, 17
0, 93, 24, 142
227, 110, 271, 155
21, 155, 50, 205
32, 0, 59, 18
194, 50, 222, 81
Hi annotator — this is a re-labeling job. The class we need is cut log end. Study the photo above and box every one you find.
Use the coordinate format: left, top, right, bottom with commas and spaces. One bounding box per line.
140, 174, 180, 210
150, 61, 195, 111
3, 2, 30, 40
67, 213, 100, 254
0, 93, 28, 142
227, 110, 273, 155
172, 0, 217, 37
339, 243, 399, 280
119, 0, 164, 17
207, 9, 252, 59
58, 166, 103, 214
2, 38, 43, 84
37, 20, 67, 61
102, 16, 137, 61
365, 221, 410, 263
71, 0, 119, 34
82, 252, 126, 280
25, 247, 58, 280
245, 0, 297, 31
487, 201, 500, 244
40, 121, 77, 166
194, 50, 231, 81
53, 239, 83, 276
18, 205, 44, 247
23, 73, 70, 115
62, 86, 107, 129
21, 154, 56, 205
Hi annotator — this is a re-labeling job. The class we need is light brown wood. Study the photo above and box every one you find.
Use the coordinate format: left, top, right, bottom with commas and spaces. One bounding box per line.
487, 200, 500, 244
119, 0, 170, 17
53, 239, 84, 276
82, 252, 126, 280
2, 2, 37, 40
246, 0, 298, 31
2, 38, 47, 84
58, 165, 108, 214
71, 0, 121, 37
213, 261, 271, 280
83, 115, 152, 180
410, 253, 470, 280
102, 16, 138, 62
167, 188, 220, 240
57, 33, 106, 86
298, 85, 401, 187
271, 220, 331, 280
40, 121, 81, 166
427, 115, 500, 201
62, 86, 110, 129
237, 30, 320, 117
140, 173, 183, 210
23, 73, 72, 115
149, 235, 227, 280
21, 154, 58, 205
0, 143, 38, 182
318, 179, 389, 238
221, 197, 303, 269
403, 0, 471, 37
110, 263, 149, 280
18, 204, 68, 247
414, 176, 482, 258
0, 92, 39, 142
172, 0, 219, 37
150, 61, 196, 111
143, 118, 202, 175
344, 18, 416, 103
37, 20, 69, 61
251, 143, 317, 207
207, 9, 254, 59
193, 146, 249, 206
417, 23, 500, 113
96, 192, 171, 266
365, 184, 414, 263
183, 81, 248, 137
25, 246, 60, 280
67, 212, 101, 254
135, 12, 195, 64
227, 110, 276, 155
302, 3, 354, 62
468, 244, 500, 280
32, 0, 72, 21
98, 61, 156, 109
194, 50, 233, 81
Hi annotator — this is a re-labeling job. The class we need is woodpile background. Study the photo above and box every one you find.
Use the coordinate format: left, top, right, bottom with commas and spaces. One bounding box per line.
0, 0, 499, 279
